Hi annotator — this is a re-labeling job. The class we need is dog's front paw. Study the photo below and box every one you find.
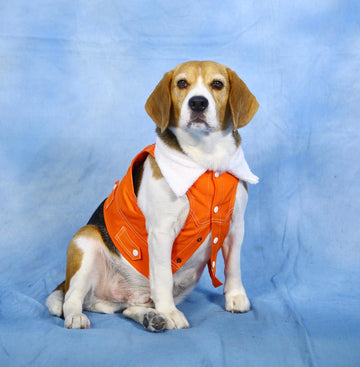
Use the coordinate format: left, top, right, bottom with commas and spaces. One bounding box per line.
225, 292, 251, 313
65, 313, 90, 329
160, 308, 190, 330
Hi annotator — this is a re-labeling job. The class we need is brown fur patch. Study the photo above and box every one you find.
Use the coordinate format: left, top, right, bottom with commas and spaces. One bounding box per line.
55, 281, 65, 292
221, 104, 232, 131
65, 238, 84, 294
57, 226, 111, 295
145, 71, 173, 131
232, 130, 242, 147
148, 155, 163, 180
64, 225, 104, 294
155, 127, 183, 152
227, 68, 259, 129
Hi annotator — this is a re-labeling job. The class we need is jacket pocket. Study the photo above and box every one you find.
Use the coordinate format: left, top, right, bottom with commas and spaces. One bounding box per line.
114, 226, 142, 260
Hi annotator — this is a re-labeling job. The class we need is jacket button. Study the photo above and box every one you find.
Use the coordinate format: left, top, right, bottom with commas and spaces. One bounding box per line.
197, 238, 202, 242
213, 237, 218, 244
214, 172, 220, 178
214, 206, 219, 213
212, 261, 216, 268
132, 249, 139, 257
177, 258, 182, 263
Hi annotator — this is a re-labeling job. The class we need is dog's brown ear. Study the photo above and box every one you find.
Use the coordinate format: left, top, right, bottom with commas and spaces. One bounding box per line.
227, 68, 259, 130
145, 71, 173, 132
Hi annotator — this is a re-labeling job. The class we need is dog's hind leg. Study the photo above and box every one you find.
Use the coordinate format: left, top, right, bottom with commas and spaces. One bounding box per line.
86, 298, 124, 314
62, 225, 103, 329
123, 306, 167, 332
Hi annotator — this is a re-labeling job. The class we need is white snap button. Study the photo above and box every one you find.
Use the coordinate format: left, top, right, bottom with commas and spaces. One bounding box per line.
132, 249, 139, 257
214, 172, 220, 178
213, 237, 218, 244
214, 206, 219, 213
212, 261, 216, 268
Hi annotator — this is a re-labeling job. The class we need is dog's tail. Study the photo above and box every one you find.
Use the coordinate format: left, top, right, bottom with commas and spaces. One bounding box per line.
46, 281, 65, 317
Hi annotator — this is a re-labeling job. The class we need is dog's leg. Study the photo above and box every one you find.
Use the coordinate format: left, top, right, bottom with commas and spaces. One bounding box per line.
147, 230, 190, 329
86, 299, 124, 314
137, 158, 190, 330
222, 183, 251, 313
123, 306, 167, 332
62, 241, 91, 329
62, 226, 102, 329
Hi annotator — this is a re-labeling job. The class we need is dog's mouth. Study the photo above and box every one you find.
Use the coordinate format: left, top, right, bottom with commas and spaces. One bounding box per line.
187, 113, 211, 129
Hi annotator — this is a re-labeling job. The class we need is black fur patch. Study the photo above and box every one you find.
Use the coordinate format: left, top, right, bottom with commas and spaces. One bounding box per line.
87, 200, 120, 256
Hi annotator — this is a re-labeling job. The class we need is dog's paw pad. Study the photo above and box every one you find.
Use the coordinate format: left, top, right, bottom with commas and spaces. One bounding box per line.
225, 293, 251, 313
143, 311, 167, 332
65, 313, 90, 329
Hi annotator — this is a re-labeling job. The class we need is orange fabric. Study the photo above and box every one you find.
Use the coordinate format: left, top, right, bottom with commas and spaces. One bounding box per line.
103, 144, 239, 287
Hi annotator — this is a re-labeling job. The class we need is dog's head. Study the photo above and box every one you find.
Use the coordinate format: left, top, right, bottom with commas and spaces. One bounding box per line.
145, 61, 259, 134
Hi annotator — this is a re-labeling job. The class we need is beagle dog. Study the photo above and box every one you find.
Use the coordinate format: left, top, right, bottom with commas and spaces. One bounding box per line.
46, 60, 259, 332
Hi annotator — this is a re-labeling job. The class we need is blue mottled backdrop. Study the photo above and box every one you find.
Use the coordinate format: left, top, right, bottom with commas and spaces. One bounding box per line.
1, 1, 359, 366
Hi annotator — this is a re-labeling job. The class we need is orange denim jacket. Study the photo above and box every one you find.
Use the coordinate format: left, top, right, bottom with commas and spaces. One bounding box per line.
103, 144, 239, 287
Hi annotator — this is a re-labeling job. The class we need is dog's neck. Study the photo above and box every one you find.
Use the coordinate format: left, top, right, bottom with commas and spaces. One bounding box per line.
163, 125, 240, 172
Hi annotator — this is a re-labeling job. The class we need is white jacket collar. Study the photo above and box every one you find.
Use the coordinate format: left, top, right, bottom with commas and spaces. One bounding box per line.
154, 136, 259, 197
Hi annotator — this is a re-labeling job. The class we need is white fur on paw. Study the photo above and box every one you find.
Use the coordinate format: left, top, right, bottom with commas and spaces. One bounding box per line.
225, 293, 251, 313
161, 309, 189, 330
88, 300, 119, 314
46, 290, 64, 317
65, 313, 90, 329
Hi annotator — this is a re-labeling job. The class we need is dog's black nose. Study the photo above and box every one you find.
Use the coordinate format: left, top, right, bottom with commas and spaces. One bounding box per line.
189, 96, 209, 112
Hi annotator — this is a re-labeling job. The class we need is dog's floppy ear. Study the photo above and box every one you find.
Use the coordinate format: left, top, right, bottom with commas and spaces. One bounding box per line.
145, 71, 173, 132
227, 68, 259, 130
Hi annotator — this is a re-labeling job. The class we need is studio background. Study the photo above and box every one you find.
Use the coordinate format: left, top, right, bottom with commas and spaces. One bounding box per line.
0, 1, 359, 366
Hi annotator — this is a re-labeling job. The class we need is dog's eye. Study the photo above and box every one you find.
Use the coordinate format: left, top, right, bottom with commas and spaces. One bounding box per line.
177, 79, 188, 89
211, 80, 224, 90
